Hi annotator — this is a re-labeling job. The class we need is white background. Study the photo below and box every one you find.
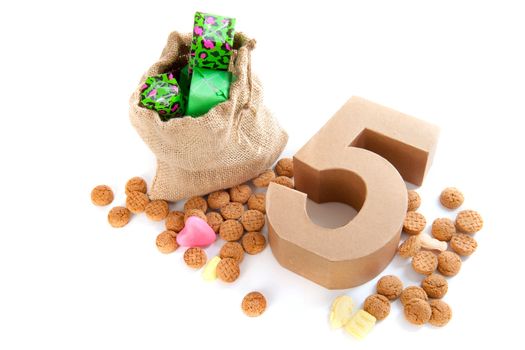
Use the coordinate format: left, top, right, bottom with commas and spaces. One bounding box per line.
1, 0, 524, 349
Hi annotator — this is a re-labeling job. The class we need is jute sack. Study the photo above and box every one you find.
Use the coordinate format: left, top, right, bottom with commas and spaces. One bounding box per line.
130, 31, 288, 201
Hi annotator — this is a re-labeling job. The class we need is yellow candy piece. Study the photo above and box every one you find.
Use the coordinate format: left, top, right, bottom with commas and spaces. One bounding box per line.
344, 309, 376, 340
329, 295, 354, 329
202, 256, 221, 281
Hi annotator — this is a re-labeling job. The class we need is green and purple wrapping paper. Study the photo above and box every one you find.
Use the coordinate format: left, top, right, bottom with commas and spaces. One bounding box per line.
190, 12, 236, 71
186, 67, 232, 117
140, 73, 185, 121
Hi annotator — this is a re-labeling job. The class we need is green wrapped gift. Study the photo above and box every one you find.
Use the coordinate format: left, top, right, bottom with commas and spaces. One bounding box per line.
190, 12, 236, 71
186, 67, 232, 117
140, 72, 185, 121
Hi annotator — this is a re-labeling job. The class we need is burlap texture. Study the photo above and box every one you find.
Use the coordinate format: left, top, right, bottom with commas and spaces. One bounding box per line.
130, 32, 288, 201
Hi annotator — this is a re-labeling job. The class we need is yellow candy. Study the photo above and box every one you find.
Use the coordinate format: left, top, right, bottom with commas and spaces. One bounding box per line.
329, 295, 354, 329
202, 256, 221, 281
344, 309, 376, 340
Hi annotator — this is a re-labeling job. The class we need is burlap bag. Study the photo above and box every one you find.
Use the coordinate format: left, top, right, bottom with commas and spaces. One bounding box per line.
130, 31, 288, 201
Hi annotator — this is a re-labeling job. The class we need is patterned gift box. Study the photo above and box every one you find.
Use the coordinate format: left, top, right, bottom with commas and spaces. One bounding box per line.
190, 12, 236, 71
139, 72, 185, 121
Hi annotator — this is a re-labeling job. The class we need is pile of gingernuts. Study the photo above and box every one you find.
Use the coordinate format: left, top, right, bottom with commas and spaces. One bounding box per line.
361, 187, 483, 328
91, 158, 295, 317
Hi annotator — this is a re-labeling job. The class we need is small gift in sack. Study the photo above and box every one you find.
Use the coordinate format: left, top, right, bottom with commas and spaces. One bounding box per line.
129, 31, 288, 201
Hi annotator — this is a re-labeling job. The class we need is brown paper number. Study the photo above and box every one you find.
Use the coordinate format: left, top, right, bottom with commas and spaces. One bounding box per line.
266, 97, 439, 289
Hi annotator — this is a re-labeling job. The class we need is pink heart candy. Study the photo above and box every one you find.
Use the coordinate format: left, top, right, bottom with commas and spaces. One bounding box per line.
176, 216, 216, 248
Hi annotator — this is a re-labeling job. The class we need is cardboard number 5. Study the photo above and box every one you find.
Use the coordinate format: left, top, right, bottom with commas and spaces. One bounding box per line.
267, 97, 439, 289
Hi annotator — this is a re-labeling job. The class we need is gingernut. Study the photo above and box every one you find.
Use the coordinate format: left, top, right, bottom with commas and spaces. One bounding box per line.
242, 232, 266, 255
219, 220, 244, 242
183, 247, 207, 269
91, 185, 114, 206
216, 257, 240, 282
207, 190, 230, 209
403, 211, 426, 235
125, 177, 147, 195
108, 206, 131, 228
229, 184, 252, 204
455, 209, 483, 234
421, 274, 448, 299
184, 196, 208, 213
400, 286, 428, 306
440, 187, 464, 209
407, 190, 421, 212
206, 211, 223, 233
247, 193, 266, 213
252, 169, 276, 187
220, 202, 244, 220
184, 208, 207, 223
398, 235, 421, 258
404, 298, 431, 325
363, 294, 390, 320
145, 200, 169, 221
220, 242, 244, 263
126, 191, 150, 214
241, 210, 265, 232
165, 211, 185, 232
241, 291, 267, 317
275, 158, 294, 177
431, 218, 456, 241
156, 230, 178, 253
429, 299, 452, 327
412, 251, 438, 275
376, 275, 403, 300
270, 176, 294, 189
437, 251, 462, 276
450, 233, 477, 256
